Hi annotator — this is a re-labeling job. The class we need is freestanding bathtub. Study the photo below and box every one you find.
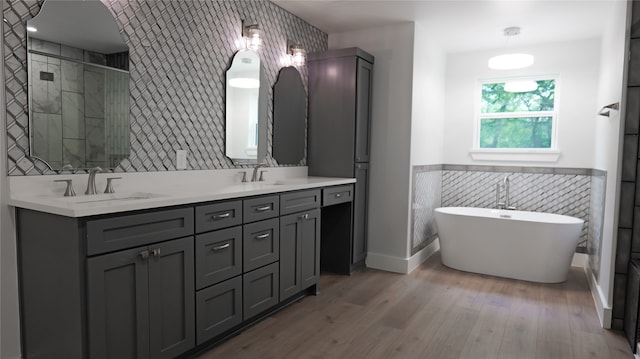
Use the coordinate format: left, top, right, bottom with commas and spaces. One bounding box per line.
433, 207, 584, 283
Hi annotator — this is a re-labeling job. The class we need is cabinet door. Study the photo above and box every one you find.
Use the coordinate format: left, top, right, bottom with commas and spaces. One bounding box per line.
148, 237, 195, 359
196, 276, 242, 345
355, 58, 373, 162
279, 212, 302, 301
353, 163, 369, 264
300, 209, 321, 289
87, 246, 150, 359
243, 262, 279, 320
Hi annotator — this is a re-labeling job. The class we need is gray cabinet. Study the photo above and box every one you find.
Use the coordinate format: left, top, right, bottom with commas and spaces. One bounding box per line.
308, 47, 374, 273
195, 226, 242, 290
87, 236, 195, 359
280, 208, 321, 301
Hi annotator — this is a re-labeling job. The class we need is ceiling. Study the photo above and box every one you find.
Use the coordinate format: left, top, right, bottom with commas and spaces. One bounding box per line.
270, 0, 623, 53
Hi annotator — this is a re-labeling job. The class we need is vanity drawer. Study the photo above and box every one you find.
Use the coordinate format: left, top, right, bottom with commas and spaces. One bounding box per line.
195, 226, 242, 289
322, 185, 354, 206
195, 200, 242, 233
196, 276, 243, 345
243, 195, 279, 223
243, 218, 279, 272
86, 207, 194, 256
280, 189, 321, 215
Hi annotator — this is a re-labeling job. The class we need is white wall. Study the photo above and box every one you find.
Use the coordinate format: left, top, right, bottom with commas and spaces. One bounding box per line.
443, 39, 602, 167
329, 23, 415, 270
410, 21, 446, 166
0, 3, 22, 355
591, 0, 629, 327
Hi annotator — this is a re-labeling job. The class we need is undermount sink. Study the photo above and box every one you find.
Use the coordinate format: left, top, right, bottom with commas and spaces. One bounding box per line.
53, 192, 164, 204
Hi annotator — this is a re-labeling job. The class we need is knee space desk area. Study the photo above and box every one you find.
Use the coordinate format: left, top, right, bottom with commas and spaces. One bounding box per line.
9, 175, 356, 359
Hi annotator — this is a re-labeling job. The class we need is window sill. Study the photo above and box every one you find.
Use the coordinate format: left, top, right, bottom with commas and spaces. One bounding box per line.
469, 149, 561, 162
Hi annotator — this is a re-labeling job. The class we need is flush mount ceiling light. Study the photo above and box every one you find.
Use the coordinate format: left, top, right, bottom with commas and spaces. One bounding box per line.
488, 27, 534, 70
288, 42, 306, 66
504, 80, 538, 93
242, 21, 262, 50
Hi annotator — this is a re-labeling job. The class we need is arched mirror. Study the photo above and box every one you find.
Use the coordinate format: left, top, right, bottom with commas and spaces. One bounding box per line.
273, 66, 306, 164
226, 49, 267, 164
27, 0, 130, 171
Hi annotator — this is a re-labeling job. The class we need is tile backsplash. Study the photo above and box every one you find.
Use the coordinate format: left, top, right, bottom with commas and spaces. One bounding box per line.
4, 0, 327, 175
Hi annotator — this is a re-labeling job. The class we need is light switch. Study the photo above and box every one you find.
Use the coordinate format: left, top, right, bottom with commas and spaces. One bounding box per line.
176, 150, 187, 170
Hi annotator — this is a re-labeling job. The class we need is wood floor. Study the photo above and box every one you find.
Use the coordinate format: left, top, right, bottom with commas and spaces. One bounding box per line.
197, 252, 633, 359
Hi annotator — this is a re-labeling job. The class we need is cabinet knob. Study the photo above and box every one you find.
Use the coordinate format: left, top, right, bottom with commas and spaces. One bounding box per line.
139, 250, 149, 260
299, 213, 309, 220
151, 248, 161, 257
335, 193, 342, 198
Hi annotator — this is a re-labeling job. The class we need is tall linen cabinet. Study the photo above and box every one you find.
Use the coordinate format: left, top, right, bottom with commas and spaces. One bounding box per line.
307, 47, 374, 273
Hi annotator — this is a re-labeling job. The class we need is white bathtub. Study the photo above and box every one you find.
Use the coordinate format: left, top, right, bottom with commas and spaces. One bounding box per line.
434, 207, 584, 283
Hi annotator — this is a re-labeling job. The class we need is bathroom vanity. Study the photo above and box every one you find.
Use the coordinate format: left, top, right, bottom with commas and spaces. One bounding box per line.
11, 175, 354, 359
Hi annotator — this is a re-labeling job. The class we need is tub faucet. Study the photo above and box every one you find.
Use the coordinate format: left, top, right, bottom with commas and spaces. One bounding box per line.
496, 175, 517, 210
251, 163, 267, 182
85, 167, 103, 195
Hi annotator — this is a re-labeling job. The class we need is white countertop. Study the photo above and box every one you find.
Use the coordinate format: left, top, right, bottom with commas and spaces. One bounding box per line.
8, 168, 355, 217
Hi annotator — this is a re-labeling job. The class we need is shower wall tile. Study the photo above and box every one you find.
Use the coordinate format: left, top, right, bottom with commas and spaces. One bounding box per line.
617, 228, 632, 274
625, 87, 640, 135
620, 182, 636, 228
622, 135, 639, 182
630, 39, 640, 87
4, 0, 328, 175
61, 60, 83, 93
63, 138, 85, 168
61, 92, 84, 139
83, 69, 104, 119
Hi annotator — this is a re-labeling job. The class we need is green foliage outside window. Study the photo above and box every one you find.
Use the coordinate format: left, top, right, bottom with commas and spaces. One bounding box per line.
480, 79, 555, 149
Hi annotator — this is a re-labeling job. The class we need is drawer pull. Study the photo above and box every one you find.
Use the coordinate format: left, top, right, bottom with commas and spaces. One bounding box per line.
139, 250, 150, 260
335, 193, 342, 198
299, 214, 309, 220
213, 212, 231, 220
256, 233, 270, 239
151, 248, 161, 257
255, 205, 272, 212
212, 243, 230, 251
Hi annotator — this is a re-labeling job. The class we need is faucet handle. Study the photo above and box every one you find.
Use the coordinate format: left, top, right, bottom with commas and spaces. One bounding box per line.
259, 170, 267, 182
54, 179, 76, 197
239, 171, 248, 183
104, 177, 122, 194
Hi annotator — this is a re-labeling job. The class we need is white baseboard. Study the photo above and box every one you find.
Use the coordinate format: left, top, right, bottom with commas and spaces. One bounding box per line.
571, 253, 588, 268
366, 239, 439, 274
585, 264, 612, 328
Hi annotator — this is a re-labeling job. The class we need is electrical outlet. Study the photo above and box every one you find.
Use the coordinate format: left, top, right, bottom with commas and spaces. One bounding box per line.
176, 150, 187, 170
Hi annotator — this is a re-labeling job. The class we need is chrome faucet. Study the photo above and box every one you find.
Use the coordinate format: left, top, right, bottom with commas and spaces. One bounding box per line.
85, 167, 103, 195
251, 163, 267, 182
496, 175, 516, 210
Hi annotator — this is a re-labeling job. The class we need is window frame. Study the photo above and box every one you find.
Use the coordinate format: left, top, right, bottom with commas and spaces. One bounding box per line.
471, 75, 561, 162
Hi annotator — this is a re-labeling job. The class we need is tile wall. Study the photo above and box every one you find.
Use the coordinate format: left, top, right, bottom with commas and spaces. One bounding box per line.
3, 0, 327, 175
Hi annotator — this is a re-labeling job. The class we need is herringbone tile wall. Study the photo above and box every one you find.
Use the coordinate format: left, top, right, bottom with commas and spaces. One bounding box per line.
3, 0, 327, 175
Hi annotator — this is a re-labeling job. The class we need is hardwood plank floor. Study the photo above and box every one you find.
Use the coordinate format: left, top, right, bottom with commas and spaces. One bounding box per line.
197, 252, 633, 359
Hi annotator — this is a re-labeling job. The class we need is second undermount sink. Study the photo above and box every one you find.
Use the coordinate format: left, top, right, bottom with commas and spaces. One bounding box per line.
53, 192, 164, 204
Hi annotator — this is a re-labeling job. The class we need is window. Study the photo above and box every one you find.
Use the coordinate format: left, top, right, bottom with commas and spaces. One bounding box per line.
478, 78, 557, 150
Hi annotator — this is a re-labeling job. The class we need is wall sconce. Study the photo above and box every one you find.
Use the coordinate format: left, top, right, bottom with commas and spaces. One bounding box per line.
242, 21, 262, 50
288, 43, 306, 66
